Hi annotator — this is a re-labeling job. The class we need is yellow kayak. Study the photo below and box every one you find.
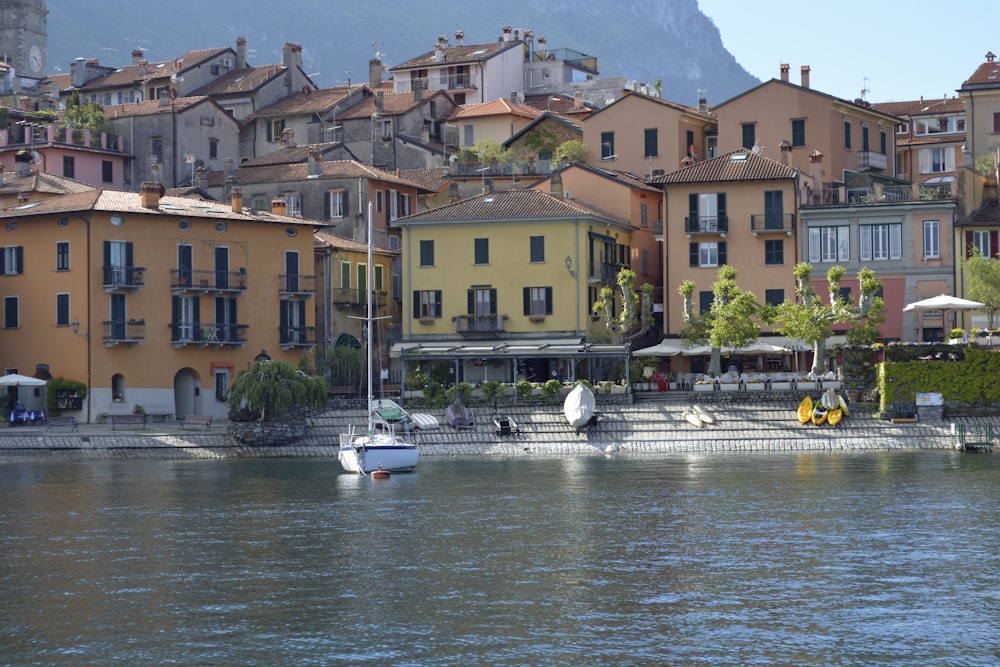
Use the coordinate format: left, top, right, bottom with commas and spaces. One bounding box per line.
827, 407, 843, 427
797, 396, 813, 425
812, 405, 828, 426
838, 394, 850, 417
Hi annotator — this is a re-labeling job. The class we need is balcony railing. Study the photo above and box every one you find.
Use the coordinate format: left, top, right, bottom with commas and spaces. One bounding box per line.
171, 269, 248, 292
170, 322, 249, 347
279, 325, 317, 349
857, 151, 888, 170
448, 160, 557, 178
805, 182, 956, 207
455, 314, 506, 334
684, 215, 728, 235
750, 213, 796, 235
101, 320, 145, 346
102, 265, 145, 290
331, 288, 389, 308
279, 273, 316, 297
652, 219, 664, 237
588, 260, 625, 284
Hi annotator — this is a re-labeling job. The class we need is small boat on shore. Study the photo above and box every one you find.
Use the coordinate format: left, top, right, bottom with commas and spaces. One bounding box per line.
493, 413, 521, 436
445, 400, 474, 428
682, 408, 703, 427
692, 404, 716, 425
564, 383, 596, 431
798, 396, 813, 425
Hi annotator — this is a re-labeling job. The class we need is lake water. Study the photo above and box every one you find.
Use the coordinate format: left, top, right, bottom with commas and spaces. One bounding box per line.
1, 451, 999, 666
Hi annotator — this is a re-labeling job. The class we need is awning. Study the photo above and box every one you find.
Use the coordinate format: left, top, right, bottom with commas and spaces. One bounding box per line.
633, 339, 685, 357
391, 338, 629, 360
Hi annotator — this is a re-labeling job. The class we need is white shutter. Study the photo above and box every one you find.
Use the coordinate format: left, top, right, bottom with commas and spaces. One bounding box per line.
890, 224, 901, 260
808, 228, 820, 262
838, 226, 850, 262
860, 226, 872, 261
918, 149, 931, 174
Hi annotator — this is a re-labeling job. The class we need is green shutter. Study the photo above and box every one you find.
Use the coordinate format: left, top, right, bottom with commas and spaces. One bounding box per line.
718, 242, 727, 266
467, 289, 474, 315
689, 243, 698, 267
489, 288, 497, 315
413, 291, 420, 317
523, 287, 530, 315
434, 290, 442, 318
545, 287, 553, 315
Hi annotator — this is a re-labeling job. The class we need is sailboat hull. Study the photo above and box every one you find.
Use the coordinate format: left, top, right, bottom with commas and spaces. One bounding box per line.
338, 433, 418, 474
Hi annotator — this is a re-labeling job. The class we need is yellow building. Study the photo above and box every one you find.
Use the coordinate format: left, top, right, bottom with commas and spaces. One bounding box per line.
0, 184, 325, 422
392, 187, 631, 383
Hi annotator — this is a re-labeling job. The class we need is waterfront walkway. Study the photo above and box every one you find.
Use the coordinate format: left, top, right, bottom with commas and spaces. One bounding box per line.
0, 392, 988, 463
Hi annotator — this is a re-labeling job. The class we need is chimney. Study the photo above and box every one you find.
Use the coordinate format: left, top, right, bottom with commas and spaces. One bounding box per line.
72, 57, 88, 87
369, 55, 383, 89
280, 127, 295, 147
800, 65, 811, 89
985, 180, 999, 204
448, 181, 460, 203
230, 185, 243, 213
510, 90, 519, 105
307, 149, 323, 177
271, 196, 287, 216
412, 76, 423, 101
574, 91, 583, 108
502, 25, 512, 42
780, 63, 790, 82
234, 37, 247, 69
282, 43, 303, 71
17, 192, 28, 204
14, 150, 31, 177
131, 49, 144, 66
193, 166, 208, 191
550, 169, 564, 199
376, 91, 384, 112
140, 181, 163, 208
779, 140, 792, 166
434, 38, 445, 63
455, 30, 464, 47
699, 97, 707, 113
809, 150, 824, 186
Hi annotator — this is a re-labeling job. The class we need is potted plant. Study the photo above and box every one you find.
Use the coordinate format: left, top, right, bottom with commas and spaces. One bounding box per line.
238, 267, 247, 289
949, 328, 965, 344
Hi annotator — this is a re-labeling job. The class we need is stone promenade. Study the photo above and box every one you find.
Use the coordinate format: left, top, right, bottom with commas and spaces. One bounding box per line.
0, 393, 989, 463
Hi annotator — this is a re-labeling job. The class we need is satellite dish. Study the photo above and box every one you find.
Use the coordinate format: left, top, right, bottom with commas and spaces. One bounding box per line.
30, 151, 41, 164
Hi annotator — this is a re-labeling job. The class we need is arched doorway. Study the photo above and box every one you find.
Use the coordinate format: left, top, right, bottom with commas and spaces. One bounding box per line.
173, 367, 202, 420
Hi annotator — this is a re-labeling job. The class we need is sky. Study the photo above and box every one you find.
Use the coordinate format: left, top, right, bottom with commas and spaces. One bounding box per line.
697, 0, 996, 103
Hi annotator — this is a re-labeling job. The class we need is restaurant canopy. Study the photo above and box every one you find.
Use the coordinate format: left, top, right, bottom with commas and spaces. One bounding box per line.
633, 339, 793, 357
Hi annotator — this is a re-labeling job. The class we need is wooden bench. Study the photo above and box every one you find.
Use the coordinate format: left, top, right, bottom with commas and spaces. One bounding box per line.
329, 385, 358, 398
178, 414, 213, 430
111, 413, 147, 430
47, 416, 78, 432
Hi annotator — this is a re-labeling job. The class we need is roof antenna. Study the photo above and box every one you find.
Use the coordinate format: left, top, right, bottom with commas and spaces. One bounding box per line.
861, 77, 870, 101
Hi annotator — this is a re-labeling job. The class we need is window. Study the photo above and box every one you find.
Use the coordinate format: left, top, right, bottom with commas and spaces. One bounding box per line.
601, 131, 615, 160
1, 246, 23, 275
838, 286, 852, 303
880, 130, 887, 155
339, 261, 351, 289
529, 236, 544, 262
764, 239, 784, 265
269, 119, 286, 143
4, 296, 18, 329
469, 287, 497, 319
791, 119, 806, 147
641, 248, 649, 274
389, 189, 399, 220
688, 192, 726, 232
56, 241, 69, 271
640, 203, 648, 228
862, 126, 870, 152
209, 138, 218, 159
56, 293, 69, 326
859, 223, 901, 261
970, 230, 993, 258
474, 238, 489, 265
523, 286, 553, 317
419, 240, 434, 266
919, 147, 954, 174
374, 264, 384, 292
763, 190, 784, 229
62, 155, 75, 178
214, 369, 229, 402
376, 190, 383, 213
844, 120, 852, 149
741, 123, 755, 150
326, 190, 347, 219
279, 299, 307, 344
808, 226, 850, 263
356, 263, 367, 295
686, 129, 695, 158
993, 112, 1000, 134
283, 192, 301, 217
252, 195, 267, 211
689, 241, 726, 268
102, 160, 113, 183
414, 290, 442, 318
917, 116, 965, 135
897, 122, 909, 135
764, 289, 784, 307
699, 290, 713, 315
463, 124, 474, 147
643, 128, 658, 157
923, 220, 940, 259
151, 137, 163, 162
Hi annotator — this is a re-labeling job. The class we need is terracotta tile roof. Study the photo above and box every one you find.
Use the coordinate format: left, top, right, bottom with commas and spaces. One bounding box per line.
235, 160, 435, 192
0, 171, 96, 196
715, 79, 901, 124
449, 98, 541, 121
0, 188, 324, 227
503, 111, 583, 148
652, 149, 797, 185
391, 40, 519, 71
961, 53, 1000, 90
45, 48, 232, 93
523, 92, 594, 117
189, 64, 286, 96
395, 188, 629, 227
337, 89, 451, 120
583, 90, 705, 122
399, 168, 449, 193
314, 229, 397, 255
872, 97, 965, 117
896, 134, 965, 147
561, 163, 662, 193
239, 142, 347, 167
250, 85, 360, 117
103, 96, 217, 119
960, 200, 1000, 226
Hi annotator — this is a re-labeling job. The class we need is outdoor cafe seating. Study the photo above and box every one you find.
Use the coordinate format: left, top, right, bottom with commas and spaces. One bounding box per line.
8, 404, 46, 426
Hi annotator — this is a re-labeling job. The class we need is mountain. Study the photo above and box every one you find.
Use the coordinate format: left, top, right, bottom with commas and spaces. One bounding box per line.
45, 0, 759, 107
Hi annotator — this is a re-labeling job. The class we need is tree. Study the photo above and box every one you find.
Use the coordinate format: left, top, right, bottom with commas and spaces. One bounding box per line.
473, 138, 509, 164
974, 154, 997, 177
227, 360, 328, 422
962, 250, 1000, 328
679, 265, 760, 376
554, 139, 587, 165
592, 268, 654, 343
63, 90, 106, 132
774, 263, 881, 374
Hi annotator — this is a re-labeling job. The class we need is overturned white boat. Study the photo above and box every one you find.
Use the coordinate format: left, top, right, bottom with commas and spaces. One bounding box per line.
564, 383, 597, 431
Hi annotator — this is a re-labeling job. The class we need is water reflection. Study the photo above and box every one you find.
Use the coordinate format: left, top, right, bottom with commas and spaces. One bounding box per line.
1, 453, 999, 665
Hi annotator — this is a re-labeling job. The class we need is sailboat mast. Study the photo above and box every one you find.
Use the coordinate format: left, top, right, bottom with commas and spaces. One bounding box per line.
367, 201, 374, 433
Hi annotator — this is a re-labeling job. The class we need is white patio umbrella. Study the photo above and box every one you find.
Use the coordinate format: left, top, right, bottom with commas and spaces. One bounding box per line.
903, 294, 984, 331
0, 373, 47, 387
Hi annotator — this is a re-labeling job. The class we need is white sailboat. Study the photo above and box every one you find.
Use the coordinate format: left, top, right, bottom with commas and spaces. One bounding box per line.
338, 202, 418, 474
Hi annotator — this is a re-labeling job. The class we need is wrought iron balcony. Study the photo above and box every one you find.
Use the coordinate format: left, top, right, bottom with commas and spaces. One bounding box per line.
331, 288, 389, 308
171, 269, 248, 293
170, 322, 248, 348
101, 319, 145, 347
279, 273, 316, 298
455, 314, 506, 334
684, 215, 728, 236
588, 260, 626, 284
102, 265, 145, 291
750, 213, 796, 236
279, 325, 317, 349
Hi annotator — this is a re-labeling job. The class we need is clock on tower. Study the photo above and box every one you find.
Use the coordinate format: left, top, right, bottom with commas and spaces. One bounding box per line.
0, 1, 48, 79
